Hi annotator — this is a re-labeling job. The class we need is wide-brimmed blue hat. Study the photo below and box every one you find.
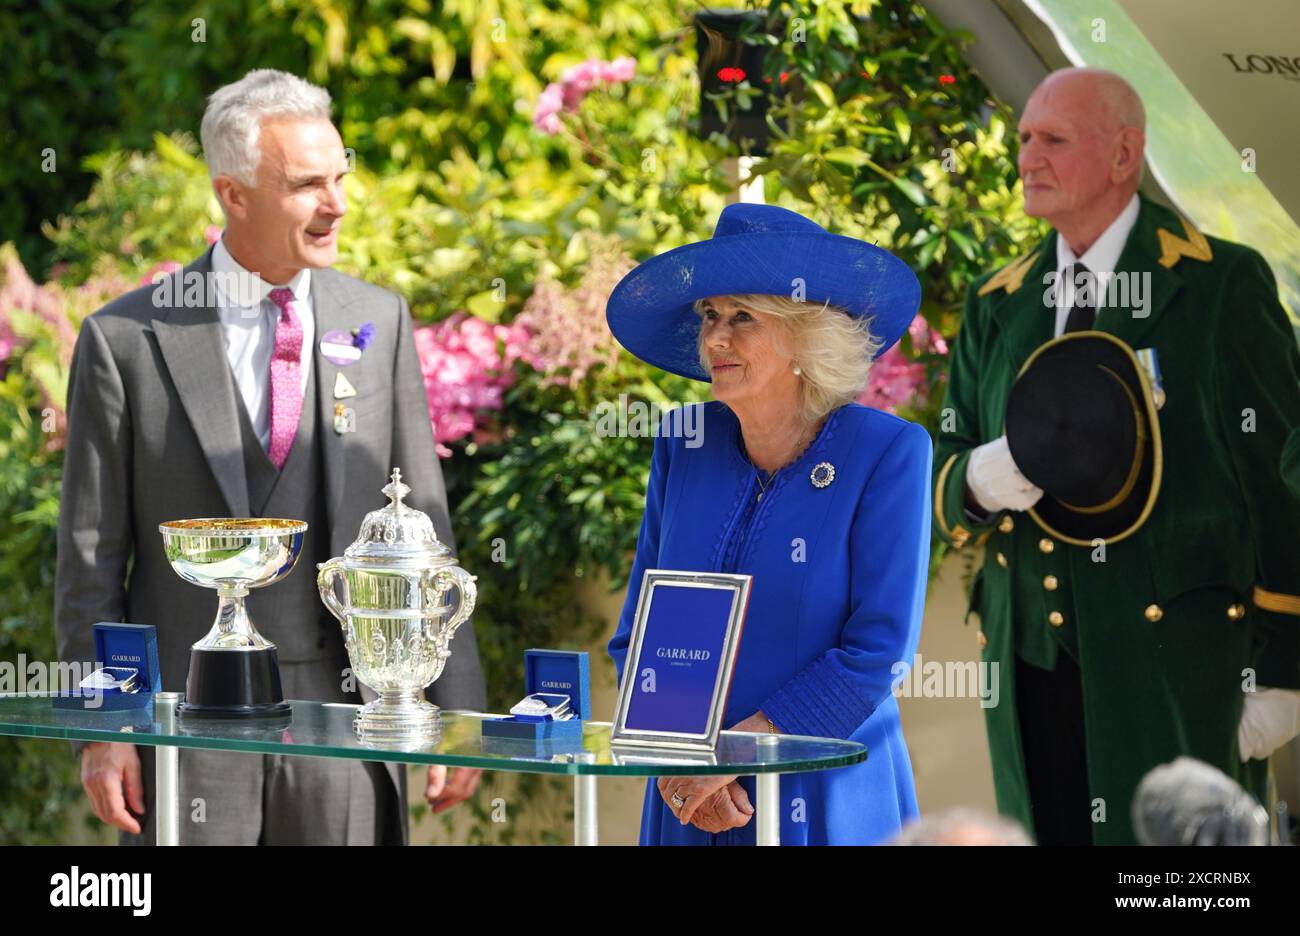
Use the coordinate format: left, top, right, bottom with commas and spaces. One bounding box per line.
605, 203, 921, 381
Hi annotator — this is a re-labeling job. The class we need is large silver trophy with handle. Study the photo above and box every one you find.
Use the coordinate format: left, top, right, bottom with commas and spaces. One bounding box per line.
317, 468, 477, 742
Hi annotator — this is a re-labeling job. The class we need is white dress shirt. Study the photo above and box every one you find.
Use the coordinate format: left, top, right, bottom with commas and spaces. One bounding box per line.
1053, 193, 1140, 337
211, 239, 315, 452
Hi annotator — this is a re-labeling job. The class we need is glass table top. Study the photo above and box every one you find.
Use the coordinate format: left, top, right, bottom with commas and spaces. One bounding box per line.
0, 694, 866, 777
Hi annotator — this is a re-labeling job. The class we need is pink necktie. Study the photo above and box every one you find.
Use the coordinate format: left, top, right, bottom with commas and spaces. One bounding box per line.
267, 288, 304, 469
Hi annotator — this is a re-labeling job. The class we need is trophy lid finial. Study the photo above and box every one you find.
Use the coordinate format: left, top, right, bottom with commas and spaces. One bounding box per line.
382, 467, 411, 508
345, 467, 448, 561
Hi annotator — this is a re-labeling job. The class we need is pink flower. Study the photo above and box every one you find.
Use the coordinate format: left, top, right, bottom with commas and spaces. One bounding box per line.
600, 56, 636, 83
0, 246, 133, 444
560, 58, 603, 100
533, 82, 565, 135
205, 225, 223, 245
856, 315, 949, 414
413, 312, 538, 456
515, 234, 632, 388
534, 56, 638, 135
859, 346, 926, 414
0, 317, 16, 364
908, 313, 949, 356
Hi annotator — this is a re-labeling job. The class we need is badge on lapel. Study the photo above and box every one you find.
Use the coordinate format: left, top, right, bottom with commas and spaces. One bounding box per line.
1136, 348, 1165, 410
334, 372, 356, 399
320, 321, 376, 367
334, 403, 356, 435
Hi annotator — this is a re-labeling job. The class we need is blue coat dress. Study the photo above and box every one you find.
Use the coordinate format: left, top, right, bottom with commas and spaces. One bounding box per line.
608, 400, 933, 845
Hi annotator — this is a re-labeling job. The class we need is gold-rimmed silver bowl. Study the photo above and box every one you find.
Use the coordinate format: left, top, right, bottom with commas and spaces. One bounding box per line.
160, 518, 307, 651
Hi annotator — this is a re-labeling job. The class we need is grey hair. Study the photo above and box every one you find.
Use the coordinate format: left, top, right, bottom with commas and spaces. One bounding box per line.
694, 293, 884, 427
200, 69, 332, 185
891, 809, 1034, 846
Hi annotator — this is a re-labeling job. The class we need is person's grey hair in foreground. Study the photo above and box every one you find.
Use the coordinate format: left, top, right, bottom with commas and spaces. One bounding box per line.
1131, 757, 1270, 846
890, 809, 1033, 846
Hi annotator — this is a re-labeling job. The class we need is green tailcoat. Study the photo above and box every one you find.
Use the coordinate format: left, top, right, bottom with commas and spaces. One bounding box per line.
934, 197, 1300, 845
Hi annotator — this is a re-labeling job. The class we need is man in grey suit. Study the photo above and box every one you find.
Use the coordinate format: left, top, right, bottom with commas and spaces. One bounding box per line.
55, 69, 486, 844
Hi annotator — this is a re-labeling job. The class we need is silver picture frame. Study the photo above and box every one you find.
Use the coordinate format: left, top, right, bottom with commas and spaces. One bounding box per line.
610, 569, 751, 752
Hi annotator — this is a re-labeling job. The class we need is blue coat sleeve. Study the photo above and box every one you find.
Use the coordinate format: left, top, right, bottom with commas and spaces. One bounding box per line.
760, 420, 933, 739
608, 425, 675, 690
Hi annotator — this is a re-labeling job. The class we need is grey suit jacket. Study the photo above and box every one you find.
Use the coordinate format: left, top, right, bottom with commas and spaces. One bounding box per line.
54, 247, 486, 815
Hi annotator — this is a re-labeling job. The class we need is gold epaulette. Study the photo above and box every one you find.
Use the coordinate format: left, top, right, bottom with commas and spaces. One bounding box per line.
1157, 216, 1213, 269
977, 250, 1040, 297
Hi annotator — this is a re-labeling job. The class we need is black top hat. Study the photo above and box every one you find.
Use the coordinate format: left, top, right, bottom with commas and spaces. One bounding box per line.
1005, 330, 1163, 546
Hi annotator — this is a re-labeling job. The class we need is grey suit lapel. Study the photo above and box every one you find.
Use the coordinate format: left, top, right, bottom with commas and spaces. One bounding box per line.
152, 249, 251, 517
310, 274, 406, 808
311, 270, 360, 554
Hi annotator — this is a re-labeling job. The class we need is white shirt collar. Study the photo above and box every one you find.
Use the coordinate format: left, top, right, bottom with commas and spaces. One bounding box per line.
1055, 193, 1140, 277
211, 238, 311, 309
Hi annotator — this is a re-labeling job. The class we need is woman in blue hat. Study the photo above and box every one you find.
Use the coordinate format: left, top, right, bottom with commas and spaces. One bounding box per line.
606, 203, 933, 845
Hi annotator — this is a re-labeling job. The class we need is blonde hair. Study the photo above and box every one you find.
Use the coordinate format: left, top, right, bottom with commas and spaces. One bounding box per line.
694, 293, 883, 427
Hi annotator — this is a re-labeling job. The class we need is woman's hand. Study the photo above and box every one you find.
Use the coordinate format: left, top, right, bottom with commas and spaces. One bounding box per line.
730, 710, 779, 734
654, 710, 776, 831
658, 774, 737, 825
687, 780, 754, 833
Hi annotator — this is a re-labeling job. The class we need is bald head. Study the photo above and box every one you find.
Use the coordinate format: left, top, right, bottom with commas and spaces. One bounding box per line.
1033, 68, 1145, 136
1017, 68, 1147, 251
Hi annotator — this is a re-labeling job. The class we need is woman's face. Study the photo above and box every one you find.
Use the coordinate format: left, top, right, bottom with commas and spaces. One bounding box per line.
699, 295, 799, 412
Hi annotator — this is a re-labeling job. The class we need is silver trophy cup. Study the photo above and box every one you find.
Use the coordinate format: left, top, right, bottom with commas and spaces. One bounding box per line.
159, 518, 307, 718
318, 469, 476, 743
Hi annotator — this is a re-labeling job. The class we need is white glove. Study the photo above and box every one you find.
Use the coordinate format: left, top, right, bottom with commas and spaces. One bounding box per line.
965, 435, 1044, 513
1238, 688, 1300, 762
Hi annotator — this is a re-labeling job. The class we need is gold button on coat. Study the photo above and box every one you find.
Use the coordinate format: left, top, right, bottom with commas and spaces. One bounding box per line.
1038, 538, 1055, 554
1049, 611, 1064, 627
1043, 575, 1058, 591
1144, 604, 1163, 622
996, 552, 1008, 567
998, 515, 1014, 533
1228, 604, 1246, 621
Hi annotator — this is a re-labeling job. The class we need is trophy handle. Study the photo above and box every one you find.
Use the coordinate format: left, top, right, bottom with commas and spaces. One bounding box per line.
317, 558, 349, 623
433, 566, 477, 638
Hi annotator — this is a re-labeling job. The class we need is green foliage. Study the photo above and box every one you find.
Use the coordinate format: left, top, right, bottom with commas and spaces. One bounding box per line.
43, 134, 223, 284
0, 366, 79, 843
716, 0, 1047, 429
0, 0, 128, 278
461, 393, 655, 593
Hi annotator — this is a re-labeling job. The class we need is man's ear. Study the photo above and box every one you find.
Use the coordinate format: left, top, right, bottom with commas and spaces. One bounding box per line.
212, 176, 249, 222
1112, 127, 1145, 185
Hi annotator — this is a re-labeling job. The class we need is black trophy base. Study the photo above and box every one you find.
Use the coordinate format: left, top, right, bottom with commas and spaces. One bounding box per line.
180, 646, 292, 719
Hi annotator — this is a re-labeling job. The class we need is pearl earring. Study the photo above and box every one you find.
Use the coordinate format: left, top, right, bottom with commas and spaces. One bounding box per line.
793, 364, 802, 376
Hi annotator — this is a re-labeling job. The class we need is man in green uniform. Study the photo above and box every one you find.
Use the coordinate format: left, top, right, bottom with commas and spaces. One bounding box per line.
934, 68, 1300, 845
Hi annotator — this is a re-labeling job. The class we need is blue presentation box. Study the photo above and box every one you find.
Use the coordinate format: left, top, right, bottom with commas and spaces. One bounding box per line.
53, 623, 161, 712
481, 649, 590, 742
